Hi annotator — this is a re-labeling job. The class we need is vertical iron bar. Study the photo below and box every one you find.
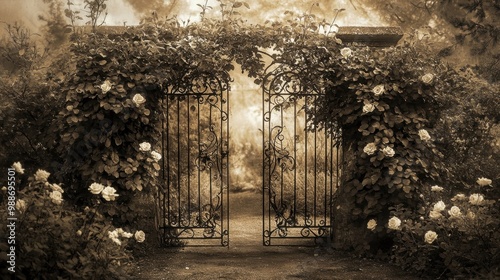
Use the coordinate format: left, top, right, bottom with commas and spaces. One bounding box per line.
177, 98, 181, 226
166, 95, 171, 228
198, 96, 202, 224
324, 116, 328, 224
262, 80, 265, 245
219, 90, 223, 244
209, 97, 213, 215
161, 96, 166, 245
268, 89, 272, 244
280, 96, 284, 209
304, 96, 308, 223
293, 95, 297, 224
187, 95, 191, 225
313, 95, 317, 225
330, 138, 334, 231
226, 87, 230, 246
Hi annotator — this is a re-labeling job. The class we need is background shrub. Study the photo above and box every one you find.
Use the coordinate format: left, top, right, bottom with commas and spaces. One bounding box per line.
390, 179, 499, 279
0, 165, 141, 279
0, 22, 69, 175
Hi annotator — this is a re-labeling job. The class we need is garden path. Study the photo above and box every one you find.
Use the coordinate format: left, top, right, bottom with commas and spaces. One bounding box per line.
135, 192, 420, 280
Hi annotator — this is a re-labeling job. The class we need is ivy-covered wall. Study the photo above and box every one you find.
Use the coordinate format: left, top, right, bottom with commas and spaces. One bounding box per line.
57, 19, 471, 245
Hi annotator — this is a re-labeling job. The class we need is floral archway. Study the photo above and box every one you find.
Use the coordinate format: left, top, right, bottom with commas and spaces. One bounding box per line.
56, 19, 483, 253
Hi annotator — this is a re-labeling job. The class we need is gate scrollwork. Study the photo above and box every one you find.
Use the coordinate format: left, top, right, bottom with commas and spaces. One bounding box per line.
157, 72, 229, 247
263, 68, 341, 246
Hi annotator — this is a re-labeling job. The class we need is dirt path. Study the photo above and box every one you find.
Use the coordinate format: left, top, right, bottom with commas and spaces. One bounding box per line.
135, 192, 420, 280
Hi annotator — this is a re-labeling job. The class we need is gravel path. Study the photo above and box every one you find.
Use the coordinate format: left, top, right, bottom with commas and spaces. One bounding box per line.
135, 192, 421, 280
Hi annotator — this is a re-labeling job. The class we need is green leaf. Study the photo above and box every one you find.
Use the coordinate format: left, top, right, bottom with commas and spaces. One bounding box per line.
362, 177, 371, 186
153, 163, 160, 171
403, 185, 412, 193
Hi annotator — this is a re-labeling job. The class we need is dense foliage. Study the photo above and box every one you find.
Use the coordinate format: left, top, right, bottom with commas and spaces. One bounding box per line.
0, 165, 144, 279
0, 23, 67, 173
365, 0, 500, 83
391, 179, 499, 278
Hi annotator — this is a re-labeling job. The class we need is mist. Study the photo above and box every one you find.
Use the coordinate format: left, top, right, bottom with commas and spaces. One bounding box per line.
1, 0, 388, 35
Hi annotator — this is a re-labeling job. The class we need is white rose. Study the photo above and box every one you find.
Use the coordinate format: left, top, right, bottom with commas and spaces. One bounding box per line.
139, 142, 151, 152
340, 47, 352, 58
50, 183, 64, 193
451, 193, 466, 201
372, 85, 385, 96
418, 129, 431, 141
476, 177, 492, 187
431, 185, 443, 192
50, 190, 63, 205
448, 206, 462, 218
424, 230, 438, 244
101, 186, 119, 201
387, 217, 401, 230
16, 199, 27, 213
12, 162, 25, 174
88, 182, 105, 195
151, 151, 162, 161
132, 94, 146, 106
421, 73, 434, 85
362, 103, 375, 113
433, 200, 446, 212
382, 146, 395, 157
108, 230, 119, 239
429, 210, 443, 220
100, 80, 112, 93
467, 211, 476, 219
469, 193, 484, 205
134, 230, 146, 243
363, 142, 377, 156
34, 169, 50, 182
108, 230, 122, 245
116, 228, 133, 238
111, 238, 122, 245
367, 219, 377, 231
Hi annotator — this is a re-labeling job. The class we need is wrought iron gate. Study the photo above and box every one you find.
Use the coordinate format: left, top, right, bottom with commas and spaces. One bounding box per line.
157, 73, 229, 246
262, 68, 341, 246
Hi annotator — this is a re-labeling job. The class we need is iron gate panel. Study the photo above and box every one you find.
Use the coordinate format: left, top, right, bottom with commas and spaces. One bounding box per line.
158, 74, 229, 246
262, 70, 341, 246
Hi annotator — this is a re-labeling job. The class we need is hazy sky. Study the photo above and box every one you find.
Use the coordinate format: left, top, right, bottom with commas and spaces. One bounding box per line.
0, 0, 387, 35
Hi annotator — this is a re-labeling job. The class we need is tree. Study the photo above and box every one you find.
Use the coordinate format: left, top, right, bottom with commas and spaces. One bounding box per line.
362, 0, 500, 83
